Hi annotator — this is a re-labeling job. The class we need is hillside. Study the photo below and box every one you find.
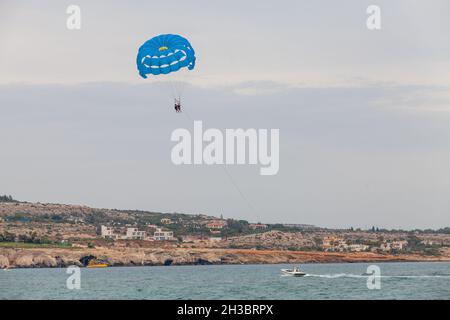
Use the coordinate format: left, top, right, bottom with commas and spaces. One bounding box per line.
1, 200, 450, 268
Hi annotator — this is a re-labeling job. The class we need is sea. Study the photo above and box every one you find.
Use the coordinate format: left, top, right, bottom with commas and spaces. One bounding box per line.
1, 262, 449, 299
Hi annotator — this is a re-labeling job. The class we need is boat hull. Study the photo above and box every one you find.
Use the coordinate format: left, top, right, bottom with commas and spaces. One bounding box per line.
281, 269, 306, 277
86, 264, 108, 268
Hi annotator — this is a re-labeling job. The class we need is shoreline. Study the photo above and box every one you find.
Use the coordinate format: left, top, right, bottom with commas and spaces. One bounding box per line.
1, 247, 449, 269
3, 260, 450, 270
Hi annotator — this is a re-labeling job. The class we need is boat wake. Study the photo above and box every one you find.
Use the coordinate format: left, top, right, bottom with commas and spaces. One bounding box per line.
304, 273, 366, 278
302, 273, 450, 279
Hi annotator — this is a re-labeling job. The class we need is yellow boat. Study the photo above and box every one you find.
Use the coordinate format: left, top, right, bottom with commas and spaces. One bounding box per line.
86, 262, 108, 268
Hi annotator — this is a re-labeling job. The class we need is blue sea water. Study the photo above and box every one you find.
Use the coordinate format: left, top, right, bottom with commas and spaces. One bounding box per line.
1, 262, 449, 299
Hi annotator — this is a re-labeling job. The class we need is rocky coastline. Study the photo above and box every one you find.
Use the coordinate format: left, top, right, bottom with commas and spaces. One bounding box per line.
1, 247, 449, 269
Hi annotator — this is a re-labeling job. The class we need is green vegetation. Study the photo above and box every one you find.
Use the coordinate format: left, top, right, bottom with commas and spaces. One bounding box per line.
0, 242, 72, 249
432, 227, 450, 235
0, 195, 18, 203
0, 232, 15, 242
0, 232, 71, 248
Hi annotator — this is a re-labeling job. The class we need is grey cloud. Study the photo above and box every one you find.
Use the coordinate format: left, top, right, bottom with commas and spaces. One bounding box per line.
1, 82, 449, 229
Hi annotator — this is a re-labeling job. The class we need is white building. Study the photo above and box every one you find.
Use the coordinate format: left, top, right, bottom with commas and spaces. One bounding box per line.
348, 244, 369, 252
101, 225, 117, 239
380, 240, 408, 251
153, 228, 174, 241
206, 220, 227, 229
391, 240, 408, 250
249, 223, 268, 230
101, 225, 146, 240
125, 228, 146, 240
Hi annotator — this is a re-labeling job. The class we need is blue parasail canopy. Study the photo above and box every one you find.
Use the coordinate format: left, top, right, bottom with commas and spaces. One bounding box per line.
136, 34, 196, 78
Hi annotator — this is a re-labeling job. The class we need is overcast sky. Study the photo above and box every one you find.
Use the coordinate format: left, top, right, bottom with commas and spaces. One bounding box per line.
1, 1, 449, 229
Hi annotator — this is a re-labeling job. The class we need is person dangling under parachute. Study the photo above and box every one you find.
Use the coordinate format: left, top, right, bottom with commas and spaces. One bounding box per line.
136, 34, 196, 113
174, 98, 181, 113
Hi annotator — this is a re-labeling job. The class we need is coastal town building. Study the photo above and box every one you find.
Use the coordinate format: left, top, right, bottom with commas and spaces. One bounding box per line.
391, 240, 408, 250
153, 228, 175, 241
188, 222, 202, 229
100, 225, 146, 240
321, 236, 370, 252
205, 220, 227, 229
160, 218, 173, 224
321, 236, 343, 250
249, 223, 268, 230
348, 244, 369, 252
380, 240, 408, 252
125, 228, 146, 240
101, 225, 117, 239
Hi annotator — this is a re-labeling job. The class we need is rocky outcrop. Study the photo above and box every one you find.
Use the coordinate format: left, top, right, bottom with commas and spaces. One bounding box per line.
14, 254, 34, 268
12, 253, 57, 268
55, 255, 83, 267
0, 255, 9, 268
32, 255, 57, 267
1, 247, 449, 269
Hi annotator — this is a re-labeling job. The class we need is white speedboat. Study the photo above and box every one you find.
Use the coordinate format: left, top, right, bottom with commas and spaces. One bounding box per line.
281, 267, 306, 277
